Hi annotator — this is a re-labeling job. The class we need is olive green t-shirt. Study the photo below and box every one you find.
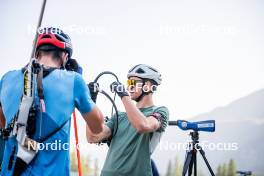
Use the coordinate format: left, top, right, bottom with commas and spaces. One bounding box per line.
101, 106, 169, 176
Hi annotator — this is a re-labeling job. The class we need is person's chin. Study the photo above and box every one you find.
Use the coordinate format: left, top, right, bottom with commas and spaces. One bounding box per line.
130, 94, 137, 101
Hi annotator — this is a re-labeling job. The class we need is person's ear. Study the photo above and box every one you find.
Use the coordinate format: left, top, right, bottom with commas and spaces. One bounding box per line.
62, 52, 69, 66
146, 80, 152, 88
63, 52, 69, 61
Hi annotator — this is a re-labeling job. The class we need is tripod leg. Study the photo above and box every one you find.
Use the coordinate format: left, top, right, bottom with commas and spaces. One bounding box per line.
197, 145, 215, 176
193, 150, 197, 176
182, 149, 193, 176
188, 154, 194, 176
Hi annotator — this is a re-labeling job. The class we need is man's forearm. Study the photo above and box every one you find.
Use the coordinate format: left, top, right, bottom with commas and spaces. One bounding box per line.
86, 125, 101, 143
121, 96, 148, 131
82, 106, 104, 134
0, 107, 6, 128
86, 124, 112, 143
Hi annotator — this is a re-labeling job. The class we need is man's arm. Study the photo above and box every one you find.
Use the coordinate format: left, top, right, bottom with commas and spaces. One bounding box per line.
0, 107, 5, 129
86, 124, 112, 143
73, 74, 104, 134
121, 96, 161, 133
82, 106, 104, 134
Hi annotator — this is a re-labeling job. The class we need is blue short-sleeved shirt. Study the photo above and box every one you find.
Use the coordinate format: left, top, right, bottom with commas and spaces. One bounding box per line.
0, 69, 94, 176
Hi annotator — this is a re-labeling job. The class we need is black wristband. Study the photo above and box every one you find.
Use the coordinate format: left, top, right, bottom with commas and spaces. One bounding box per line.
151, 112, 162, 126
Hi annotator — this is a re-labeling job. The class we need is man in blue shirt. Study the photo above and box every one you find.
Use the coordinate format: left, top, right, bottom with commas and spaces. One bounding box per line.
0, 27, 104, 176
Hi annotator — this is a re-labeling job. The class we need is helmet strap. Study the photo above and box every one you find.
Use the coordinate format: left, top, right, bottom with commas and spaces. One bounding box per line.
135, 80, 153, 102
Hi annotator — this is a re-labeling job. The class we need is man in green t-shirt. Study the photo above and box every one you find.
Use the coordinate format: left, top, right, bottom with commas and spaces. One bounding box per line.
87, 64, 169, 176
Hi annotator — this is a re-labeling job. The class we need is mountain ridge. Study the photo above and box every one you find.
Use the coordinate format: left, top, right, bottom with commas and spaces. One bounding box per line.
153, 88, 264, 175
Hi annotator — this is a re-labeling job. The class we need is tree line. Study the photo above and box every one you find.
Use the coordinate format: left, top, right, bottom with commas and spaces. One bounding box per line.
165, 156, 237, 176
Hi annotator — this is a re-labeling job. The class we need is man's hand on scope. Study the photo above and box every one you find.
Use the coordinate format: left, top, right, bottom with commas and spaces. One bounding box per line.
110, 81, 129, 99
88, 82, 99, 103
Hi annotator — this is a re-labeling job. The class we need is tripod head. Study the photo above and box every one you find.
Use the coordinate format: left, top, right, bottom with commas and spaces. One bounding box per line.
189, 131, 199, 144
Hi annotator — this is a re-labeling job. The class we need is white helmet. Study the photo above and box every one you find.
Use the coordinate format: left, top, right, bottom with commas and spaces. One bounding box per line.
127, 64, 162, 85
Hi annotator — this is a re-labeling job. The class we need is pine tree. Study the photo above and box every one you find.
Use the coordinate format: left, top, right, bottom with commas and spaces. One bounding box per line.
174, 156, 182, 176
165, 160, 173, 176
94, 158, 99, 176
222, 164, 227, 176
81, 155, 89, 175
227, 159, 236, 176
70, 150, 78, 172
198, 169, 206, 176
216, 164, 222, 176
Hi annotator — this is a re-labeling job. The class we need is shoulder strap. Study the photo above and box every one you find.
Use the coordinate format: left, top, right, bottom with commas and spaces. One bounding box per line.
40, 118, 70, 143
21, 66, 57, 78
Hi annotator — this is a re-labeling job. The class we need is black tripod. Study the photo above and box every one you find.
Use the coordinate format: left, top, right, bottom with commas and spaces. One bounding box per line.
182, 131, 215, 176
